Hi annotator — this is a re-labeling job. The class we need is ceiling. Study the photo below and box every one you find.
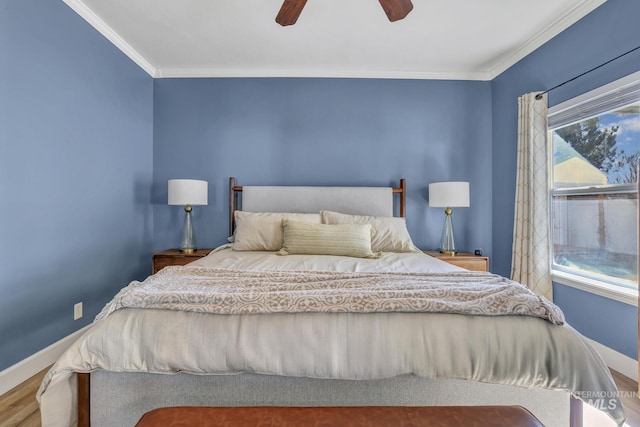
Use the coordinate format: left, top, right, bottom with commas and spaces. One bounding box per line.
63, 0, 606, 80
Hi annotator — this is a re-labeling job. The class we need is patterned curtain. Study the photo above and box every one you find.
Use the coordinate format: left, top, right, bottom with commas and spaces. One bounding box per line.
511, 92, 552, 300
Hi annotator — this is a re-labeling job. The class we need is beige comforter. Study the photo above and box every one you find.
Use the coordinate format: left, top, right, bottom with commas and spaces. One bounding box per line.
96, 266, 565, 324
37, 248, 625, 426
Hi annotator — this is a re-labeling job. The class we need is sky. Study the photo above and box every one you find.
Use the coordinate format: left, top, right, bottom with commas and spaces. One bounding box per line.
600, 102, 640, 156
598, 101, 640, 183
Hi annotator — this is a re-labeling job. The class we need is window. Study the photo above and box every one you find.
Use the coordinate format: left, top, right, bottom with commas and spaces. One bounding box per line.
548, 72, 640, 304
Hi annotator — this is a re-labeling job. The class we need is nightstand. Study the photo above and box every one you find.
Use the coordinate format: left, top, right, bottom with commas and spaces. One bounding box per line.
152, 248, 214, 274
424, 251, 489, 272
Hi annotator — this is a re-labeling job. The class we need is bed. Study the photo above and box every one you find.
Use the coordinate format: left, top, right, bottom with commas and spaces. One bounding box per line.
37, 178, 625, 427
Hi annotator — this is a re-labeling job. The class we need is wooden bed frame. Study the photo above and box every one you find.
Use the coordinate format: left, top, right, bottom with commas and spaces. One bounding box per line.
74, 177, 585, 427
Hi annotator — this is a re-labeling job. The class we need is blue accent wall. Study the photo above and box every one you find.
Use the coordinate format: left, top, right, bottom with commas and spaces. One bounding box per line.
152, 78, 493, 255
0, 0, 154, 370
491, 0, 640, 358
553, 284, 637, 358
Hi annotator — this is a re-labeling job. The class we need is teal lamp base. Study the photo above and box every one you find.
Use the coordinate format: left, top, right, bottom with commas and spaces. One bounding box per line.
439, 207, 457, 255
180, 205, 197, 253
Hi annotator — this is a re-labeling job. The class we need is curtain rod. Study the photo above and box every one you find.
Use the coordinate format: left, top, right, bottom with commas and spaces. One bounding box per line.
535, 45, 640, 100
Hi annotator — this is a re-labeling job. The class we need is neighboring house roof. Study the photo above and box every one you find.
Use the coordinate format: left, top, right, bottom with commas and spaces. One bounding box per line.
553, 133, 607, 187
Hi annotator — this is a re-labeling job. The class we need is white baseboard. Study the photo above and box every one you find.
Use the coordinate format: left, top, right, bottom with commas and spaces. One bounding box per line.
586, 338, 638, 382
0, 324, 92, 396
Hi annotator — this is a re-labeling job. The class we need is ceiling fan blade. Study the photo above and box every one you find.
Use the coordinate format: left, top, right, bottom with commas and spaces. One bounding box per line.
276, 0, 308, 26
378, 0, 413, 22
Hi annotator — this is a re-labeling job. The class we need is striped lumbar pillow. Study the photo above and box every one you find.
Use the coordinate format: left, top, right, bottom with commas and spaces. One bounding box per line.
278, 219, 381, 258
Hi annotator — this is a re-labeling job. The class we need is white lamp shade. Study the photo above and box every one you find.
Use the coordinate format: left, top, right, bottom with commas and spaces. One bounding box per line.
429, 181, 470, 208
168, 179, 208, 206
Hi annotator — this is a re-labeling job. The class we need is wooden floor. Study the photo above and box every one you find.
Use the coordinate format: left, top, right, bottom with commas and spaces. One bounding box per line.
0, 367, 49, 427
0, 367, 638, 426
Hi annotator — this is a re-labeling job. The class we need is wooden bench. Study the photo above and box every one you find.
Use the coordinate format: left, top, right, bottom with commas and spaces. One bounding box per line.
135, 406, 545, 426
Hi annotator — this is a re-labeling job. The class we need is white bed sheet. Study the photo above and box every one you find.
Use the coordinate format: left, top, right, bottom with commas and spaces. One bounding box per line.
190, 244, 465, 273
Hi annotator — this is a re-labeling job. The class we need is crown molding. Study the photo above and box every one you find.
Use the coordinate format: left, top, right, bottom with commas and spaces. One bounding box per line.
62, 0, 158, 77
155, 67, 493, 81
488, 0, 607, 79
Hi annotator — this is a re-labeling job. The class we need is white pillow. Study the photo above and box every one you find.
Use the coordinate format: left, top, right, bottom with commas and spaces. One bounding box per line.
232, 211, 321, 251
320, 210, 420, 253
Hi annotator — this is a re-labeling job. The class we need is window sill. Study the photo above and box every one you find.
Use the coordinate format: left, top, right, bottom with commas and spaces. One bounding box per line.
552, 270, 638, 307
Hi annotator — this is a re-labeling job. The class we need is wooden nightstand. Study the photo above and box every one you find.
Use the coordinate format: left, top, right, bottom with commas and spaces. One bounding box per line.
152, 248, 214, 274
424, 251, 489, 272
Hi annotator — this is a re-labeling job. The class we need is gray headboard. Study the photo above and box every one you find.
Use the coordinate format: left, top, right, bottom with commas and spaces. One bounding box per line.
229, 177, 406, 235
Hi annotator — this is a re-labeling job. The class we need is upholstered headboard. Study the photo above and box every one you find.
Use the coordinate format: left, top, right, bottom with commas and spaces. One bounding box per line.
229, 177, 406, 235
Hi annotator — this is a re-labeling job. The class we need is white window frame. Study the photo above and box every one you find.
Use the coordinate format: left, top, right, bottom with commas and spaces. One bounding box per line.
548, 71, 640, 307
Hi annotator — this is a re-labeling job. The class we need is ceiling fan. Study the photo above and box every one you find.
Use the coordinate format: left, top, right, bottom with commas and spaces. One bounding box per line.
276, 0, 414, 26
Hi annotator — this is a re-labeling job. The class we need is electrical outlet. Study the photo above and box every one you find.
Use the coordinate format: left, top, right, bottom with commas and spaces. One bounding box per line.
74, 302, 83, 320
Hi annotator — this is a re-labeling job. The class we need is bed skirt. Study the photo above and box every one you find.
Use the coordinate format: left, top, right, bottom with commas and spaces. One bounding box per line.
89, 371, 570, 427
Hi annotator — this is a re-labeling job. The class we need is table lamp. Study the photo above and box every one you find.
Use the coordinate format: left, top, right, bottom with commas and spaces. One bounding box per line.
168, 179, 208, 253
429, 181, 470, 255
